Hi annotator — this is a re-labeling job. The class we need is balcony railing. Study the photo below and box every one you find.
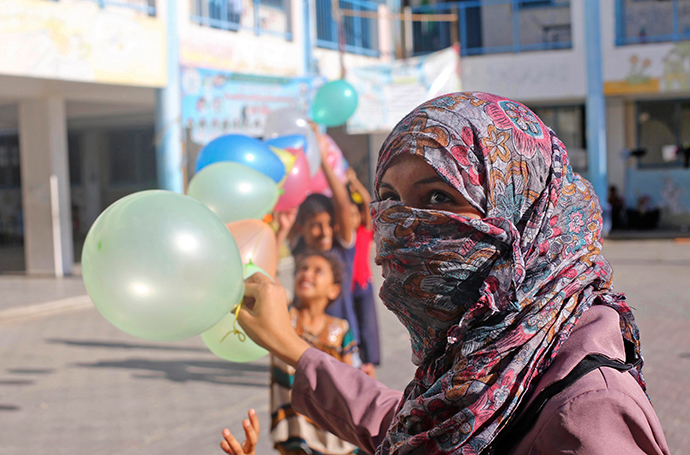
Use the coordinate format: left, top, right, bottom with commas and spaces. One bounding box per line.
49, 0, 156, 15
190, 0, 293, 40
616, 0, 690, 46
315, 0, 380, 57
410, 0, 571, 57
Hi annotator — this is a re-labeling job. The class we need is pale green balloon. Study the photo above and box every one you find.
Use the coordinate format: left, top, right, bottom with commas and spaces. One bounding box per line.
187, 162, 280, 224
201, 263, 271, 363
81, 190, 245, 341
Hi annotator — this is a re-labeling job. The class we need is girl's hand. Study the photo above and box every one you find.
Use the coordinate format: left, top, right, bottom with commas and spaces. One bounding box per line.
220, 409, 260, 455
275, 209, 298, 236
238, 273, 310, 368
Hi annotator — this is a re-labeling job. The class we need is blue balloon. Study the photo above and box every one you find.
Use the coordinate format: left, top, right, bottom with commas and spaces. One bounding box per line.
195, 134, 285, 183
265, 134, 306, 151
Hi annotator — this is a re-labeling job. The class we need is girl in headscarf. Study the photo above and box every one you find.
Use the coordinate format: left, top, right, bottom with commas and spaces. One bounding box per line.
227, 93, 669, 455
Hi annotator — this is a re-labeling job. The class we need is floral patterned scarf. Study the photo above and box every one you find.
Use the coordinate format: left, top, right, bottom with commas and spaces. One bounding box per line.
371, 92, 644, 455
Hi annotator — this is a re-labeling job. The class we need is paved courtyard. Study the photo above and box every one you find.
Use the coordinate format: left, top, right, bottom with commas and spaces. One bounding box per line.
0, 239, 688, 454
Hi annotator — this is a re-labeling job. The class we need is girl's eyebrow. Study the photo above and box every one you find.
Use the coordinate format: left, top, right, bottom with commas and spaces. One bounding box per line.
414, 176, 446, 186
379, 182, 394, 190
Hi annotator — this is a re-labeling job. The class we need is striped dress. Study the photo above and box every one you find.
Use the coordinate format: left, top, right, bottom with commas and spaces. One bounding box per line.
271, 307, 358, 455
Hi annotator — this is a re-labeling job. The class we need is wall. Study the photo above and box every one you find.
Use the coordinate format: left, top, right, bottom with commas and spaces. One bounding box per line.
179, 0, 304, 76
0, 0, 166, 87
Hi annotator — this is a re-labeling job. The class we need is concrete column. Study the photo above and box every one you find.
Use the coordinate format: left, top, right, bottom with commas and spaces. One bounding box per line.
155, 0, 184, 193
81, 129, 102, 231
18, 97, 74, 276
377, 5, 393, 62
606, 98, 626, 194
584, 0, 608, 205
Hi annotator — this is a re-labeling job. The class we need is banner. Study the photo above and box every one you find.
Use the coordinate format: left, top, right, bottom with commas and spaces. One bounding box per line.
346, 45, 461, 134
181, 67, 322, 144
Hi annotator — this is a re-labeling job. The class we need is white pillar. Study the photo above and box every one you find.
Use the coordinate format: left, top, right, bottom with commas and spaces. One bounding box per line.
378, 5, 393, 62
18, 97, 74, 276
606, 98, 626, 193
82, 129, 102, 231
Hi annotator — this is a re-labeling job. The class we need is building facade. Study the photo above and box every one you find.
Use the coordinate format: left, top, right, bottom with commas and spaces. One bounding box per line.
2, 0, 689, 276
408, 0, 690, 233
0, 0, 392, 275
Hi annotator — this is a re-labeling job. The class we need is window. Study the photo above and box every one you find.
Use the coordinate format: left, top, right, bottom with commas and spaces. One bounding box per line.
315, 0, 379, 56
107, 127, 157, 186
68, 132, 82, 186
0, 135, 20, 189
616, 0, 687, 45
531, 105, 587, 173
636, 99, 690, 166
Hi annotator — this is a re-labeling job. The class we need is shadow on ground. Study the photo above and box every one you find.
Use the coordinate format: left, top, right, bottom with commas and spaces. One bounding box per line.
0, 404, 20, 411
73, 358, 269, 386
46, 338, 209, 353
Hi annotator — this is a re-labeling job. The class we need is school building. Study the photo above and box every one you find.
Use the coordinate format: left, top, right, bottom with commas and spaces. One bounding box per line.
405, 0, 690, 233
0, 0, 393, 275
1, 0, 689, 277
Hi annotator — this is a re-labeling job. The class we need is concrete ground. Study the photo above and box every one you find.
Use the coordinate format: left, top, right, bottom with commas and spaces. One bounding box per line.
0, 239, 688, 454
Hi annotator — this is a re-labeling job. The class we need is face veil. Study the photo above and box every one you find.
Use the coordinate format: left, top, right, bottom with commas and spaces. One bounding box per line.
371, 92, 644, 455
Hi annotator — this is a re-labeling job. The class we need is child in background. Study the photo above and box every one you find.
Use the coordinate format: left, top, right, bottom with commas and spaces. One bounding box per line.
276, 129, 362, 356
346, 168, 381, 378
270, 251, 358, 455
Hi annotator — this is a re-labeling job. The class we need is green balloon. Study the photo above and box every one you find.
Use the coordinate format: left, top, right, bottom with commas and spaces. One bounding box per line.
187, 162, 279, 224
82, 190, 244, 341
311, 79, 359, 127
201, 263, 271, 363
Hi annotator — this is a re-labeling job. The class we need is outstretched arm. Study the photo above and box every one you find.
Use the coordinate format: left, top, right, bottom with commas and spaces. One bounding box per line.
314, 128, 354, 245
292, 349, 401, 454
237, 274, 402, 454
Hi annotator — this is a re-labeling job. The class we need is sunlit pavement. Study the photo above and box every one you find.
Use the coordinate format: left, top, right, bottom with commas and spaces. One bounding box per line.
0, 239, 687, 454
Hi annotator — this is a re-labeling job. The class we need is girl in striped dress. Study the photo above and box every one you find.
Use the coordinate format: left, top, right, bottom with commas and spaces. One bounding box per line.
270, 251, 359, 455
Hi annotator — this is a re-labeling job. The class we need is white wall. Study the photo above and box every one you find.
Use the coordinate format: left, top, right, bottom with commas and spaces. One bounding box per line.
462, 0, 586, 103
0, 0, 166, 87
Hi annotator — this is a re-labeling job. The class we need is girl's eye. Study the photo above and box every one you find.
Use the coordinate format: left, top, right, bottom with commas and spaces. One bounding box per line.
428, 191, 453, 205
378, 191, 399, 201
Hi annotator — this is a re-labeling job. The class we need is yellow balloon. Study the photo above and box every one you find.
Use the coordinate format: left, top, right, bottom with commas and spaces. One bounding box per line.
270, 146, 297, 186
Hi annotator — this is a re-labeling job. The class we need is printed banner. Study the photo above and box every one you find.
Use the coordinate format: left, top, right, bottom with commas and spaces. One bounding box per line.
181, 67, 322, 144
346, 45, 461, 134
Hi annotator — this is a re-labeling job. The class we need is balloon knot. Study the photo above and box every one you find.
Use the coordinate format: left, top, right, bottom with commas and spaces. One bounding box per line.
263, 214, 274, 224
220, 301, 247, 343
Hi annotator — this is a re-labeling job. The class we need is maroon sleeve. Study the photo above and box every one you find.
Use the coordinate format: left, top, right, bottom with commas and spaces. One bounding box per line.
292, 348, 403, 454
526, 375, 670, 454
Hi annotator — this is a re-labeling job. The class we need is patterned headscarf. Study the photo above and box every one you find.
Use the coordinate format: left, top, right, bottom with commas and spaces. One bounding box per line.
371, 92, 644, 455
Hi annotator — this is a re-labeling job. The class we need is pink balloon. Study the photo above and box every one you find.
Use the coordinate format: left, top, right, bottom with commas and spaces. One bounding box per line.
322, 135, 348, 182
308, 134, 349, 197
309, 169, 332, 197
275, 150, 311, 211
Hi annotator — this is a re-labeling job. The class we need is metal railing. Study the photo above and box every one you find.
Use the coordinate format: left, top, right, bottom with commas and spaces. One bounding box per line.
190, 0, 293, 40
315, 0, 379, 57
616, 0, 690, 46
49, 0, 156, 16
410, 0, 571, 57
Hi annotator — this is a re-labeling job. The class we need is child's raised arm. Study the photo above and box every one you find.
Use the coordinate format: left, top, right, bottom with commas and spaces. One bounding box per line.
346, 167, 372, 229
220, 409, 260, 455
313, 128, 354, 245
